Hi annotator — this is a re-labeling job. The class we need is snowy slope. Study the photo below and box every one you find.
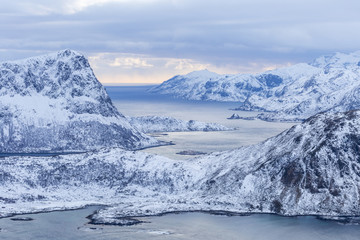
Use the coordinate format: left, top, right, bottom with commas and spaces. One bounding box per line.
195, 109, 360, 216
127, 115, 232, 133
150, 51, 360, 121
1, 109, 360, 221
0, 50, 158, 152
0, 148, 199, 219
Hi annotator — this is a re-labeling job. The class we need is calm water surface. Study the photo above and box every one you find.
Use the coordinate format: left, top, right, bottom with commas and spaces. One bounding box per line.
107, 86, 294, 159
1, 86, 356, 239
1, 206, 359, 240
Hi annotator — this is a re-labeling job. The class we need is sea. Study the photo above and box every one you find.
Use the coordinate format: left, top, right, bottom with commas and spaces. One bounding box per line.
1, 85, 358, 240
106, 85, 294, 159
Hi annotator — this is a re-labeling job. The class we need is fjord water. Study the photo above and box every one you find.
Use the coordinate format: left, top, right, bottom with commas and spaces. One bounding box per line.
107, 85, 294, 159
1, 85, 357, 239
1, 206, 360, 240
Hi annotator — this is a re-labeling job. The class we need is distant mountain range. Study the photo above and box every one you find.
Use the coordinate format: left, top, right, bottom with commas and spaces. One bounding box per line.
150, 51, 360, 121
0, 49, 158, 152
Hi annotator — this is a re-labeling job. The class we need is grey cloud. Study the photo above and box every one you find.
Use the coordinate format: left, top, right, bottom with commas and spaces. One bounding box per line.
1, 0, 360, 78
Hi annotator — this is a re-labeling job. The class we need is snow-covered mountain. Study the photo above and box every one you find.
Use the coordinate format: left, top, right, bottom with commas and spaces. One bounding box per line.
0, 50, 158, 152
196, 109, 360, 216
127, 116, 232, 133
2, 109, 360, 222
0, 148, 196, 219
149, 51, 360, 121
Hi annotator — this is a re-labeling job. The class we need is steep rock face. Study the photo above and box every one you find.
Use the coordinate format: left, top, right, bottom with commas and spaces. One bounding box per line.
150, 51, 360, 121
0, 50, 158, 152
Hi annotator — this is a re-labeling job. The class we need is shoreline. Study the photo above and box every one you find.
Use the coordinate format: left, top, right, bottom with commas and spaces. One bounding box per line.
3, 204, 360, 226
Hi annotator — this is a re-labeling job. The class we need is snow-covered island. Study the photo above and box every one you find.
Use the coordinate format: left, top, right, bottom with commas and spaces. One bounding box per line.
227, 113, 241, 119
150, 51, 360, 122
127, 115, 232, 133
227, 113, 256, 120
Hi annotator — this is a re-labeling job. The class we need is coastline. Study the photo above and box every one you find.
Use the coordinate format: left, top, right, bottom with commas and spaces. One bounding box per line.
3, 204, 360, 226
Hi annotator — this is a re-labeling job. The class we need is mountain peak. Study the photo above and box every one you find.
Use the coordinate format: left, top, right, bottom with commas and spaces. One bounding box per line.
0, 50, 158, 152
0, 49, 94, 99
310, 51, 360, 68
2, 49, 84, 66
183, 69, 221, 80
57, 49, 81, 57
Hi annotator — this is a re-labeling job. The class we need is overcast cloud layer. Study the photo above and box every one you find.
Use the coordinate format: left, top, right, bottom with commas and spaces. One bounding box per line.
1, 0, 360, 83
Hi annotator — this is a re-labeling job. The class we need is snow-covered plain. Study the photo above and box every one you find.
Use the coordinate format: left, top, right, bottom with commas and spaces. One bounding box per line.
150, 51, 360, 121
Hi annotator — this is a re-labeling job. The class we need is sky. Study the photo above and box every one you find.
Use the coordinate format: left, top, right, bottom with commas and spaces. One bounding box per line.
1, 0, 360, 84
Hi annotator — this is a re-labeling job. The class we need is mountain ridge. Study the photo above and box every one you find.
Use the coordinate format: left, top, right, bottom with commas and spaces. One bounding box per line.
150, 51, 360, 121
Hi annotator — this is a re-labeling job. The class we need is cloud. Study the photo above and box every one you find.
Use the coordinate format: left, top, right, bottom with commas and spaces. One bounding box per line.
164, 59, 209, 71
65, 0, 123, 14
63, 0, 161, 14
0, 0, 162, 16
88, 53, 215, 83
110, 57, 154, 68
2, 0, 360, 83
86, 52, 292, 83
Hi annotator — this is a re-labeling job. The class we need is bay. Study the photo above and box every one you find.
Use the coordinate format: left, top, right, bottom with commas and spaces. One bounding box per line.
106, 86, 294, 159
1, 206, 359, 240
